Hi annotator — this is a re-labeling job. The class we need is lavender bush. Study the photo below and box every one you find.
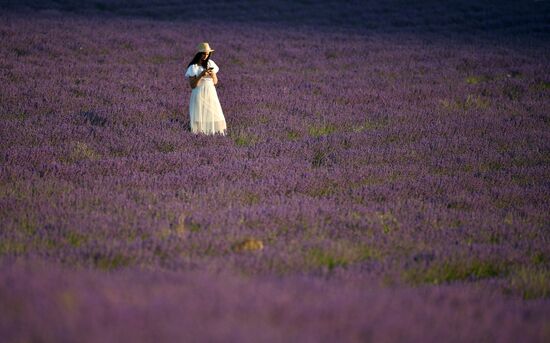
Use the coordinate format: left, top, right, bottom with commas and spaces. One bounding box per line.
1, 1, 549, 342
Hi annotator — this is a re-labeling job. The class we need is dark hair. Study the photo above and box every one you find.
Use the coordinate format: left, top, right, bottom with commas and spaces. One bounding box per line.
187, 52, 211, 68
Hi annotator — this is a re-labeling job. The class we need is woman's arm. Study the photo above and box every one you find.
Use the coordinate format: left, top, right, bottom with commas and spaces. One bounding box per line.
207, 60, 219, 85
210, 71, 218, 86
189, 69, 208, 89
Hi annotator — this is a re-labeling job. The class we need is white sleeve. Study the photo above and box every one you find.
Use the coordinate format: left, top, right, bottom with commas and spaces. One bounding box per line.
208, 60, 219, 74
185, 65, 197, 78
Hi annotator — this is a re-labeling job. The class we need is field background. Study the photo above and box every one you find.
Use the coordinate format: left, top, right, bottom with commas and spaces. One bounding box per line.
1, 1, 549, 342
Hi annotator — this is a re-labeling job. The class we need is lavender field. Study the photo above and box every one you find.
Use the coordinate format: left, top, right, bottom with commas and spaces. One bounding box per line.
1, 1, 549, 342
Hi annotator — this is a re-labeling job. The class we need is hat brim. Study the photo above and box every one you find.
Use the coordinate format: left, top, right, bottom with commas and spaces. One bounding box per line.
199, 49, 214, 53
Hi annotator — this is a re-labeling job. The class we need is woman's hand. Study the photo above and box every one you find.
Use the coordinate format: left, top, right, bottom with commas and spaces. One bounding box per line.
204, 69, 214, 77
210, 70, 218, 86
190, 69, 217, 89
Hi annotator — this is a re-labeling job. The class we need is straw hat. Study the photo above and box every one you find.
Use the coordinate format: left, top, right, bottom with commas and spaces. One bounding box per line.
197, 42, 215, 53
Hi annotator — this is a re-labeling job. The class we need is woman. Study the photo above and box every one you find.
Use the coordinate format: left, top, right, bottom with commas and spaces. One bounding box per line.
184, 42, 227, 135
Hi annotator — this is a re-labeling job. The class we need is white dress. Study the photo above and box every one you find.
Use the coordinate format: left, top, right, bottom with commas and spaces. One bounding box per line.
184, 60, 227, 135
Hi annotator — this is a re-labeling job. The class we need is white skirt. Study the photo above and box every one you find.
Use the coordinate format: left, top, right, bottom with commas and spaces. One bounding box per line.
189, 78, 227, 135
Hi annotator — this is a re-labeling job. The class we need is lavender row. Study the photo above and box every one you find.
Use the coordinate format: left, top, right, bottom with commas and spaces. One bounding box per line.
0, 6, 549, 342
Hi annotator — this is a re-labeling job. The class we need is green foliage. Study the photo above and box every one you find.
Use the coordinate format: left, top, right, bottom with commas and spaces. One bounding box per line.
0, 239, 27, 254
121, 42, 135, 50
109, 146, 128, 157
440, 95, 490, 111
71, 89, 86, 97
94, 254, 133, 271
306, 181, 337, 198
502, 84, 524, 101
241, 191, 260, 205
3, 112, 27, 121
486, 232, 503, 244
232, 238, 264, 252
531, 252, 547, 266
325, 50, 337, 59
62, 141, 101, 163
305, 242, 381, 271
232, 131, 258, 147
65, 231, 88, 248
358, 175, 386, 186
187, 221, 201, 233
477, 160, 504, 173
311, 147, 333, 168
308, 123, 335, 137
446, 200, 472, 211
465, 75, 490, 84
377, 211, 399, 234
257, 115, 270, 124
307, 248, 349, 271
19, 215, 38, 235
404, 259, 504, 285
156, 141, 176, 153
509, 266, 550, 299
465, 95, 490, 109
533, 81, 550, 90
493, 194, 525, 210
352, 118, 388, 132
286, 130, 301, 141
510, 174, 534, 187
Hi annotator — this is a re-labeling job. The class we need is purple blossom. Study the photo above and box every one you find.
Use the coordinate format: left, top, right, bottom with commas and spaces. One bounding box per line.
1, 1, 549, 342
